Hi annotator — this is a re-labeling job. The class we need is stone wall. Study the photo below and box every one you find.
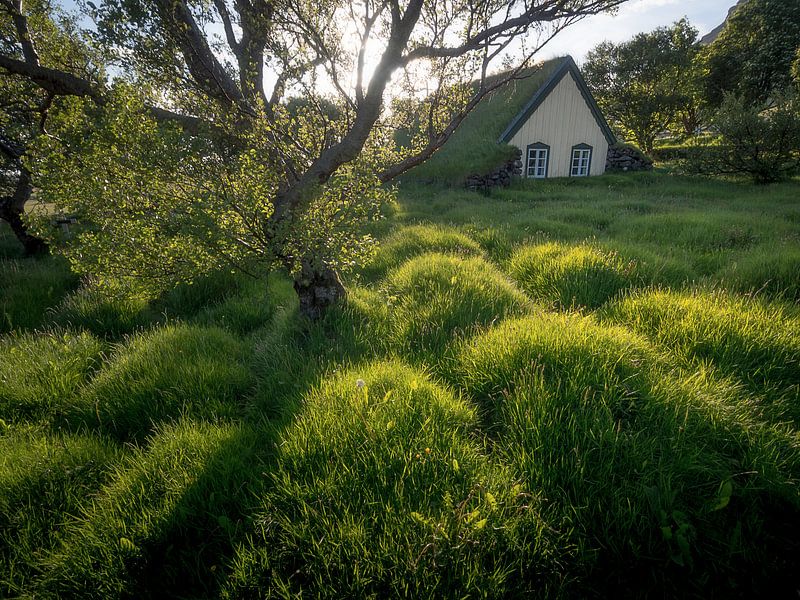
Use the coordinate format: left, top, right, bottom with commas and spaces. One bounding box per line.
606, 145, 653, 172
465, 149, 523, 191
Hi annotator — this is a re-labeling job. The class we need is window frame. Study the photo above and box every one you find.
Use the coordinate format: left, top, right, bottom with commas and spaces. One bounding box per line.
570, 143, 593, 177
526, 142, 550, 179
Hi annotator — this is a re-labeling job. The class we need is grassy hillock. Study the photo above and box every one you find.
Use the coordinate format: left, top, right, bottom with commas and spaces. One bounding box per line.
404, 58, 564, 184
2, 171, 800, 597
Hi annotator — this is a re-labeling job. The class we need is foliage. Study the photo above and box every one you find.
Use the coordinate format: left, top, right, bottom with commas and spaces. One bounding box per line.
4, 0, 629, 316
686, 90, 800, 184
703, 0, 800, 107
584, 19, 700, 153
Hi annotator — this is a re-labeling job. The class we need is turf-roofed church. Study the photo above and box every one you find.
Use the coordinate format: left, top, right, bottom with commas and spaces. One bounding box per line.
499, 56, 616, 178
409, 56, 616, 184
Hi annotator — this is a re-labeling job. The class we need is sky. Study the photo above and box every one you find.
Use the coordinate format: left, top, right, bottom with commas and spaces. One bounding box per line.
540, 0, 736, 64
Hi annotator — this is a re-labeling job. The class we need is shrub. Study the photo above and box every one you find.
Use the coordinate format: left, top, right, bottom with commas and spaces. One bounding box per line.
0, 330, 105, 424
67, 324, 252, 442
383, 253, 531, 356
506, 242, 640, 309
686, 90, 800, 184
224, 361, 560, 598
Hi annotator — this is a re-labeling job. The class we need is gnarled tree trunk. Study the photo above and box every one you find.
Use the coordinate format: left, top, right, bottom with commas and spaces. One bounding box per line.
0, 169, 47, 256
293, 262, 346, 320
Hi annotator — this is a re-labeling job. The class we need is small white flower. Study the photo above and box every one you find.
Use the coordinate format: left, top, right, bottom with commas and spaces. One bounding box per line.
356, 378, 366, 389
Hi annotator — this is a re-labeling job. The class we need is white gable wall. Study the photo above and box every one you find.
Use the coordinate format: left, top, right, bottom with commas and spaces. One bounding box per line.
508, 71, 609, 178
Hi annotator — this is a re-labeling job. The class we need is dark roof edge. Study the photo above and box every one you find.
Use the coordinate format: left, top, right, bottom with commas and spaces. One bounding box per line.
497, 56, 616, 146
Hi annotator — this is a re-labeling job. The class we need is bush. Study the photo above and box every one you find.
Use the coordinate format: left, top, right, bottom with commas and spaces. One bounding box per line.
506, 242, 640, 309
0, 330, 105, 424
686, 90, 800, 184
224, 361, 560, 598
382, 253, 531, 356
67, 324, 252, 442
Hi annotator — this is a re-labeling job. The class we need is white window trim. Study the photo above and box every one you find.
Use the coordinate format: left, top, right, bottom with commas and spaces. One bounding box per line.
526, 143, 549, 179
570, 144, 592, 177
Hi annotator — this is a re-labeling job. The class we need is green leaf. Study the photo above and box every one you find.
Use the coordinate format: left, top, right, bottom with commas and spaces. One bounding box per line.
710, 479, 734, 511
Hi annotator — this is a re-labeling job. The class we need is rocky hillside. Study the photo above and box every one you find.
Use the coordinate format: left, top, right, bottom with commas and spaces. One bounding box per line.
700, 0, 750, 45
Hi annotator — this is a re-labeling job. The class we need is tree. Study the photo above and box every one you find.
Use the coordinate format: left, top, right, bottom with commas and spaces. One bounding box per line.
703, 0, 800, 107
0, 0, 102, 254
3, 0, 628, 317
583, 19, 699, 154
688, 90, 800, 184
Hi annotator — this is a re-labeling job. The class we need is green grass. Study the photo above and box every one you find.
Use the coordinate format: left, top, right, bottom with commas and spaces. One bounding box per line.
66, 324, 253, 443
2, 171, 800, 597
0, 330, 105, 425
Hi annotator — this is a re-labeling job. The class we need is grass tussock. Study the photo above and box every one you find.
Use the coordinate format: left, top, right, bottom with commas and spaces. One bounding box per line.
38, 420, 266, 599
0, 256, 78, 333
0, 330, 105, 424
225, 361, 560, 598
361, 224, 483, 280
506, 242, 640, 310
0, 428, 118, 597
382, 253, 531, 356
67, 324, 252, 442
452, 314, 800, 594
603, 289, 800, 401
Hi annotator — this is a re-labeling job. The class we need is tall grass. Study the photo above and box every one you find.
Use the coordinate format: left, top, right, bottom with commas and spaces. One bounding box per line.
225, 361, 561, 598
66, 324, 253, 443
381, 253, 531, 356
451, 314, 800, 595
0, 330, 105, 424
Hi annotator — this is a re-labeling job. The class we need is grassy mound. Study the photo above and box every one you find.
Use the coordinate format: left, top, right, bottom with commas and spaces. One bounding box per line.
52, 286, 158, 339
603, 290, 800, 407
451, 314, 800, 594
68, 324, 252, 442
191, 274, 291, 335
0, 255, 78, 333
0, 330, 105, 424
361, 224, 482, 280
0, 428, 118, 597
719, 246, 800, 301
506, 242, 640, 309
38, 420, 266, 599
383, 253, 531, 356
225, 361, 559, 598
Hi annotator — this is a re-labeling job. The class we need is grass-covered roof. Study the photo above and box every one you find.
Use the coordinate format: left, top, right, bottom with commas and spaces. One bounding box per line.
404, 57, 566, 184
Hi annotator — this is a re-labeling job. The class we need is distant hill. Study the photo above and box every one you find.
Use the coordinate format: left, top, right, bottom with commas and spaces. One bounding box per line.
700, 0, 750, 45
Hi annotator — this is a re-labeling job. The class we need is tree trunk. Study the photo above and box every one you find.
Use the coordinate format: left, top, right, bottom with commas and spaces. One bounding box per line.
293, 262, 346, 320
0, 169, 47, 256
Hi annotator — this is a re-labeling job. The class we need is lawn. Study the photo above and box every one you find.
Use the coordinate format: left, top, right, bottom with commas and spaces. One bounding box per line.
1, 171, 799, 598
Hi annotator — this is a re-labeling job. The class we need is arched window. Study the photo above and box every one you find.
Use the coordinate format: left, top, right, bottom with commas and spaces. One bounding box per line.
570, 143, 593, 177
526, 142, 550, 179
